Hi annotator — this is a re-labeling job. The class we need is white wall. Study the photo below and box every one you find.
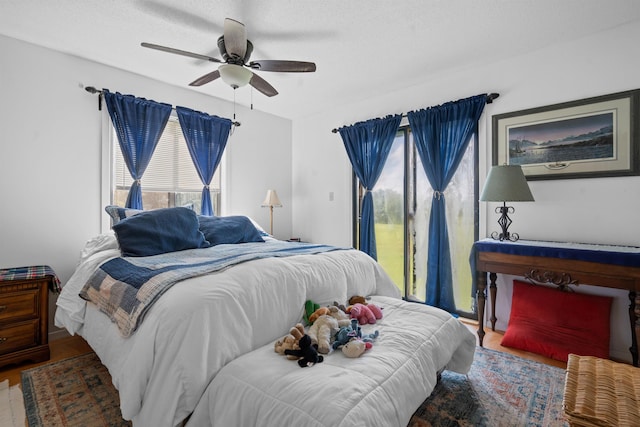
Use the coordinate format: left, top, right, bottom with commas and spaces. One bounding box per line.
0, 35, 292, 337
292, 21, 640, 362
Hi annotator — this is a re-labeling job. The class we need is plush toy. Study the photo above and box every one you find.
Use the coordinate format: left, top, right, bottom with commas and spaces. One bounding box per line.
303, 300, 321, 325
347, 303, 383, 325
327, 306, 351, 327
349, 295, 368, 306
332, 301, 347, 313
274, 335, 299, 359
367, 303, 383, 319
332, 319, 359, 350
274, 323, 305, 360
342, 339, 372, 358
361, 329, 379, 343
285, 334, 324, 367
307, 314, 339, 354
308, 306, 331, 324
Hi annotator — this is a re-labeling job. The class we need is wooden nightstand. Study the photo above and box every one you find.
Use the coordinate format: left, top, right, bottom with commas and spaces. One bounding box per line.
0, 267, 57, 367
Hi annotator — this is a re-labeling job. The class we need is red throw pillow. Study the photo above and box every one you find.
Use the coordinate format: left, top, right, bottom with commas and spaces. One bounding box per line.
501, 280, 612, 362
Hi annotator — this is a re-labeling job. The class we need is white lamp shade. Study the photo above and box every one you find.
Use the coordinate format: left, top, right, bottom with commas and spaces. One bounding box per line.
218, 64, 253, 89
261, 189, 282, 207
480, 165, 534, 202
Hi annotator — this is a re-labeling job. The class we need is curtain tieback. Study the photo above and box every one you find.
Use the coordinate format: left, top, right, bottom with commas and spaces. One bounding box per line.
204, 185, 210, 190
433, 191, 444, 200
134, 179, 141, 185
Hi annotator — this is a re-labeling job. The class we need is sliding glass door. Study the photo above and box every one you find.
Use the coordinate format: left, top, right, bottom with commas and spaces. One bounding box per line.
354, 127, 478, 317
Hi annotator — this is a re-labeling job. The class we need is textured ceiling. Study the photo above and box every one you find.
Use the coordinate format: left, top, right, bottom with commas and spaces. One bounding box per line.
2, 0, 640, 119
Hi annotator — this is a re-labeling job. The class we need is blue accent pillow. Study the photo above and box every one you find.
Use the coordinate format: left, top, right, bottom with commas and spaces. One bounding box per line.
106, 204, 197, 226
113, 207, 210, 257
198, 215, 265, 246
105, 205, 143, 225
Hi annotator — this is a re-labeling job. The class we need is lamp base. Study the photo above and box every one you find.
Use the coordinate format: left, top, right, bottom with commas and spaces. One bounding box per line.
491, 202, 520, 242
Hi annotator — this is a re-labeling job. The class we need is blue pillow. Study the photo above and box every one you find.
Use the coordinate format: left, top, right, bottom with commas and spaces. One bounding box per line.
198, 215, 264, 246
113, 207, 210, 257
105, 205, 143, 225
106, 204, 196, 226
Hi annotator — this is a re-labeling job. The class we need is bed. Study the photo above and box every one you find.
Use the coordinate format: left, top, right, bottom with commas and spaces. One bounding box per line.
54, 207, 476, 427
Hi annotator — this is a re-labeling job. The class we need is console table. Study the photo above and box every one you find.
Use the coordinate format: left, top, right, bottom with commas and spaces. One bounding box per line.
472, 239, 640, 366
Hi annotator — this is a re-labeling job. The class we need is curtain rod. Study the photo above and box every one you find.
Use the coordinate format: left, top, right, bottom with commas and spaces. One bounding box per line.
330, 92, 499, 133
84, 86, 241, 128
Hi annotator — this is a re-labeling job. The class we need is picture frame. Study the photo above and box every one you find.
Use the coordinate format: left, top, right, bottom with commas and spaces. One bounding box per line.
492, 89, 640, 180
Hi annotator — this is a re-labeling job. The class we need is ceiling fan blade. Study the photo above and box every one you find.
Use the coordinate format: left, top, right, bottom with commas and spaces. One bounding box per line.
223, 18, 247, 60
141, 42, 222, 63
189, 70, 221, 87
249, 73, 278, 97
248, 60, 316, 72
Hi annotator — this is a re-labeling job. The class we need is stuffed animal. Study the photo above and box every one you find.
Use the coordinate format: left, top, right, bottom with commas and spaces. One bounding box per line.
367, 303, 383, 319
274, 323, 305, 360
332, 319, 359, 350
342, 339, 372, 358
349, 295, 368, 305
347, 303, 383, 325
361, 329, 379, 343
285, 334, 324, 367
308, 306, 331, 324
307, 314, 339, 354
303, 300, 321, 325
327, 306, 351, 327
332, 301, 347, 313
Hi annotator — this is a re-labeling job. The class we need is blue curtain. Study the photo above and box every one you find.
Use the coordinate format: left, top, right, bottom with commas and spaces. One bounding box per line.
176, 106, 232, 216
407, 94, 486, 312
104, 90, 172, 209
338, 115, 402, 260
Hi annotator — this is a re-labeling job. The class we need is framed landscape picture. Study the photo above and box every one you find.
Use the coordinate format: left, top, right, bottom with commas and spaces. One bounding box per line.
492, 89, 640, 180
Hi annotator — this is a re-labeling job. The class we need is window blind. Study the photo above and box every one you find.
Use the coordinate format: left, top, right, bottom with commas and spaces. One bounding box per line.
114, 117, 221, 192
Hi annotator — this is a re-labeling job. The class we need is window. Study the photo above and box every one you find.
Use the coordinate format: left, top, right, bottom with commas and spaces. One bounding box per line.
111, 117, 221, 213
353, 126, 478, 318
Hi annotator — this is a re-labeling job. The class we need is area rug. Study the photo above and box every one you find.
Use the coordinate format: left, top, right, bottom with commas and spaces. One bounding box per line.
21, 347, 568, 426
409, 347, 569, 427
21, 353, 131, 427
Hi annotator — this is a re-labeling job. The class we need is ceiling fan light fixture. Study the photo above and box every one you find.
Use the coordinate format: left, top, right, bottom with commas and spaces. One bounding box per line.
218, 64, 252, 89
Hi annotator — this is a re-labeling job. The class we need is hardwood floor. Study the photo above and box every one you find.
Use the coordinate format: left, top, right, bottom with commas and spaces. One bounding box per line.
0, 320, 567, 388
461, 319, 567, 369
0, 335, 93, 386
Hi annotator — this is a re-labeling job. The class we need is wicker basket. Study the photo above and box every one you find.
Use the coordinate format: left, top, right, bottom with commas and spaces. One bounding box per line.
563, 354, 640, 427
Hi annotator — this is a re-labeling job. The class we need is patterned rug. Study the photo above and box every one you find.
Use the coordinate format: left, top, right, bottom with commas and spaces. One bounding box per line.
409, 347, 569, 427
20, 347, 568, 426
21, 352, 131, 427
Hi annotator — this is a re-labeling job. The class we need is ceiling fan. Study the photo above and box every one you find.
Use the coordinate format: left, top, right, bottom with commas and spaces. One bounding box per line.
141, 18, 316, 97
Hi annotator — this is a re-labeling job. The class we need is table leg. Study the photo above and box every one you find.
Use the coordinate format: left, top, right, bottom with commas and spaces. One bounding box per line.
630, 291, 639, 367
489, 272, 497, 331
476, 270, 487, 346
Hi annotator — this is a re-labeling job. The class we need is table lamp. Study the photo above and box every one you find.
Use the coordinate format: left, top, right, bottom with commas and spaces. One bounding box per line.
480, 164, 534, 242
261, 189, 282, 235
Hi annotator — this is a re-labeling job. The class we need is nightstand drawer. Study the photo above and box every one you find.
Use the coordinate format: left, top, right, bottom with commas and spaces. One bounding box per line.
0, 288, 39, 323
0, 319, 39, 355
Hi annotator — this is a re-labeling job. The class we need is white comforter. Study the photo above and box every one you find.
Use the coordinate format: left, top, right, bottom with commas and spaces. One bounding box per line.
55, 232, 403, 427
187, 295, 475, 427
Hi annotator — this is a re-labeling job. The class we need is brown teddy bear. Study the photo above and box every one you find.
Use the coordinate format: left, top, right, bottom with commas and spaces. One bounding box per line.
274, 323, 305, 360
349, 295, 368, 305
